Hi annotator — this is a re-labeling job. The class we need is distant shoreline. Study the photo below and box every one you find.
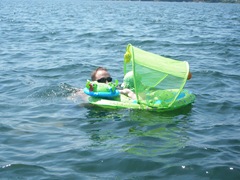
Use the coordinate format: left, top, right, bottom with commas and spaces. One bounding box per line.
111, 0, 240, 4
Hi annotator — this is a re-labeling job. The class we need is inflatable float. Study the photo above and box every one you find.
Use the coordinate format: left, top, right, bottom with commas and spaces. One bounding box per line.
84, 80, 120, 98
84, 44, 195, 112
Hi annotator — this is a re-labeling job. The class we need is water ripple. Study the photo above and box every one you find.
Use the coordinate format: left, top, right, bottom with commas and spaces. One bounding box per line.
1, 0, 240, 179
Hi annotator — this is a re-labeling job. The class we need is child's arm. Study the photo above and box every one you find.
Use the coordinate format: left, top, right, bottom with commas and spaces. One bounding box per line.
119, 89, 136, 100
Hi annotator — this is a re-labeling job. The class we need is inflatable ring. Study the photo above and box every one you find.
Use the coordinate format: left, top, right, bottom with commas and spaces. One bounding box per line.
84, 80, 120, 99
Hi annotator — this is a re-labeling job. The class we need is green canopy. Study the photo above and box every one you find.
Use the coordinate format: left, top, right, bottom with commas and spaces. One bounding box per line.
123, 44, 190, 109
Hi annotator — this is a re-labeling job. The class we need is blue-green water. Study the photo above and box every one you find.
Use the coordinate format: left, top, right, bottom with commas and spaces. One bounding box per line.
1, 0, 240, 179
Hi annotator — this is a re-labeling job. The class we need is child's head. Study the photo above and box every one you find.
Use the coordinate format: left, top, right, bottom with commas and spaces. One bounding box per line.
122, 71, 134, 90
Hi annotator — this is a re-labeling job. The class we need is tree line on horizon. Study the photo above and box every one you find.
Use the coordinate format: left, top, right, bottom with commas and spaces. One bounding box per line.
125, 0, 240, 3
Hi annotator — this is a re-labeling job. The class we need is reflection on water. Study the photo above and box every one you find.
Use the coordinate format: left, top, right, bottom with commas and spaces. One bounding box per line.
122, 109, 193, 157
80, 105, 193, 157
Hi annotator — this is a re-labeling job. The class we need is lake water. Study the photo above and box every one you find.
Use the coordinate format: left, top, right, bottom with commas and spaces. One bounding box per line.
1, 0, 240, 179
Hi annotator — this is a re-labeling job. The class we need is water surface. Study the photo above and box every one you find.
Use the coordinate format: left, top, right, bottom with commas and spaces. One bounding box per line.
1, 0, 240, 179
